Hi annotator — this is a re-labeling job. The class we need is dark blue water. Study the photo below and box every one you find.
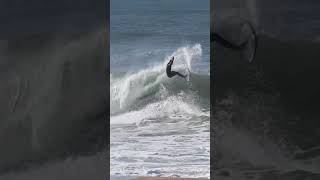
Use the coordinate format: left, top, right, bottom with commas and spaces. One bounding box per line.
111, 0, 210, 73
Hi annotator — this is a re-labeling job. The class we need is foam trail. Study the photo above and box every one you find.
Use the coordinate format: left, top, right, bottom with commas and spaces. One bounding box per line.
111, 86, 209, 125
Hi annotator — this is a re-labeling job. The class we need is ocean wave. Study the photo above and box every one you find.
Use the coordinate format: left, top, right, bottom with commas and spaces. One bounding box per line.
110, 44, 209, 114
110, 44, 210, 119
111, 85, 209, 125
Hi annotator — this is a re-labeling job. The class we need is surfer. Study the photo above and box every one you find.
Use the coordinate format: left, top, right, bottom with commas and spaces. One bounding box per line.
166, 56, 187, 79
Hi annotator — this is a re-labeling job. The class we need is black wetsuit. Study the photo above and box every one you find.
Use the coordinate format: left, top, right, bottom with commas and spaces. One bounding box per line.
166, 58, 186, 78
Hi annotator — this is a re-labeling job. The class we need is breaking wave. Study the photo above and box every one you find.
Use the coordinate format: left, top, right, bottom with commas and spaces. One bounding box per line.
110, 44, 210, 124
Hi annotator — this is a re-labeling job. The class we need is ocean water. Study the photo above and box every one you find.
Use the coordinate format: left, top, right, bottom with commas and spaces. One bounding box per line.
110, 0, 210, 177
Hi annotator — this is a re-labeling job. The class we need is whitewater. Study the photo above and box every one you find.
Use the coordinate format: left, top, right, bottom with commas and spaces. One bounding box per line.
110, 44, 210, 177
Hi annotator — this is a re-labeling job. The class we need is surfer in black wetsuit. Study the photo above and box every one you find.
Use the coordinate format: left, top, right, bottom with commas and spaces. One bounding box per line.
166, 56, 187, 79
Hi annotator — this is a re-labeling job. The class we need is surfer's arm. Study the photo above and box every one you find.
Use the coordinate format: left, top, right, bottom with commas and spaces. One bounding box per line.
169, 59, 174, 66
